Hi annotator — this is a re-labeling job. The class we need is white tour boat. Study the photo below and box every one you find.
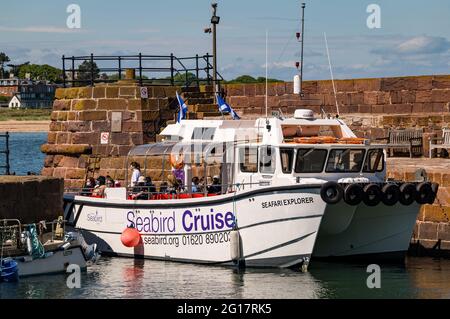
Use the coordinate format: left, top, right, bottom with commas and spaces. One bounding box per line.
63, 109, 438, 268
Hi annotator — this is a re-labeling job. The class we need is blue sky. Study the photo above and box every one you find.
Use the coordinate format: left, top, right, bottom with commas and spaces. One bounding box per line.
1, 0, 450, 80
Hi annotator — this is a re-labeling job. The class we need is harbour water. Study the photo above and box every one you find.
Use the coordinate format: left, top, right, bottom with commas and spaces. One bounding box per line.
1, 132, 450, 299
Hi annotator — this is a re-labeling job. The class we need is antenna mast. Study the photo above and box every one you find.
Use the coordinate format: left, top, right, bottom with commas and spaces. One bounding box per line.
324, 32, 340, 117
299, 3, 305, 97
265, 30, 268, 120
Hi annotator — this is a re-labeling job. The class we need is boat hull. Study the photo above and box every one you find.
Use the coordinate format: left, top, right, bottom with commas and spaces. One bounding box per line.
312, 201, 421, 261
16, 246, 88, 277
64, 186, 326, 268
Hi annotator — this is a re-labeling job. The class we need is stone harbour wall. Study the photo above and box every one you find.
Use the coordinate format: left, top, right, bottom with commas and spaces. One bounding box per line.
41, 82, 179, 188
0, 176, 64, 223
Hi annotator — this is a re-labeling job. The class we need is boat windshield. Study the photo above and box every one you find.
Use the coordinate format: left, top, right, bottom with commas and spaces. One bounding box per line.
363, 149, 384, 172
294, 149, 328, 173
325, 149, 366, 173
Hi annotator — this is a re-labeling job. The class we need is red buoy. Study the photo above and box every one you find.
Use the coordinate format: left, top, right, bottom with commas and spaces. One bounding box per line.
121, 227, 141, 247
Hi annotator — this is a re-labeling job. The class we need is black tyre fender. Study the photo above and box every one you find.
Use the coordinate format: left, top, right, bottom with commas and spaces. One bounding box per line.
381, 184, 400, 206
428, 182, 439, 204
362, 183, 382, 207
343, 184, 364, 206
416, 182, 433, 205
399, 183, 417, 206
320, 181, 343, 205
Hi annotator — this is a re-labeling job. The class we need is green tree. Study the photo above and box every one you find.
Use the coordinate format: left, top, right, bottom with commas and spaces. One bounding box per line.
0, 52, 10, 78
77, 60, 100, 83
18, 64, 62, 83
225, 75, 284, 84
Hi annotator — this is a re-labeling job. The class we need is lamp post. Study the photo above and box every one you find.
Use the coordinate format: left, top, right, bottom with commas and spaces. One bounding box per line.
210, 3, 220, 94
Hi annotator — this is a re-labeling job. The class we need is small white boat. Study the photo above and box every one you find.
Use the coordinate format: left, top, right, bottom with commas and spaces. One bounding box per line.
63, 109, 438, 267
0, 219, 98, 277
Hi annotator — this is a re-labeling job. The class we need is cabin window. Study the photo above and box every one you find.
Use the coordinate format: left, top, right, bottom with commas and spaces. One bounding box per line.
294, 149, 328, 173
192, 127, 216, 140
239, 147, 258, 173
280, 148, 294, 174
326, 149, 366, 173
363, 149, 384, 172
259, 146, 276, 174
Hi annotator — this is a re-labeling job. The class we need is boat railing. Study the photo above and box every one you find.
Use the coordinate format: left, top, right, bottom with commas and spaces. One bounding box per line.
1, 218, 67, 251
64, 181, 269, 200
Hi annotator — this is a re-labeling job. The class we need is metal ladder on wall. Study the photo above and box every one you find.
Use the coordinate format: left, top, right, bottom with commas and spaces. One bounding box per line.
0, 132, 10, 175
84, 156, 101, 184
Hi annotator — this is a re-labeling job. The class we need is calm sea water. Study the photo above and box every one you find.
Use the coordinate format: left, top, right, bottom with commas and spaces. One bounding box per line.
1, 133, 450, 299
0, 132, 47, 175
1, 257, 450, 299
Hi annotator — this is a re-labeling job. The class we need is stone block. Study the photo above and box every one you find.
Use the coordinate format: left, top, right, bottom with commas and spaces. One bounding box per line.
71, 132, 100, 145
119, 86, 137, 97
395, 104, 412, 114
418, 222, 438, 240
97, 98, 128, 110
65, 121, 90, 133
128, 99, 143, 110
243, 84, 256, 97
432, 75, 450, 89
78, 111, 107, 121
41, 144, 92, 155
363, 92, 378, 105
432, 102, 446, 113
438, 223, 450, 241
229, 96, 249, 107
93, 87, 106, 98
431, 89, 450, 103
111, 132, 130, 145
106, 87, 119, 98
78, 87, 93, 99
65, 168, 86, 180
225, 84, 244, 96
92, 121, 110, 131
417, 76, 433, 90
49, 121, 62, 132
423, 205, 449, 223
335, 79, 354, 92
53, 99, 71, 111
72, 99, 97, 111
122, 121, 142, 132
303, 81, 318, 94
56, 132, 70, 144
353, 78, 381, 92
381, 77, 418, 91
416, 91, 431, 103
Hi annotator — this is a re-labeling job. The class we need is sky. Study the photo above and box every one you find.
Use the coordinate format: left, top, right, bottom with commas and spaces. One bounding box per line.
1, 0, 450, 81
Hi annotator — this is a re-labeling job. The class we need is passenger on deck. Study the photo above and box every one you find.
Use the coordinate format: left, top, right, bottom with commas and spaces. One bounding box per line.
192, 177, 200, 193
130, 162, 141, 187
92, 176, 107, 197
132, 176, 149, 200
207, 175, 222, 194
145, 177, 157, 194
106, 176, 115, 188
159, 182, 168, 193
81, 177, 95, 196
167, 175, 179, 194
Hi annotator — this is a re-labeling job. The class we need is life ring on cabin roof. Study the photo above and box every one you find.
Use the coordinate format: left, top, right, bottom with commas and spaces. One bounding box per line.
338, 137, 366, 145
294, 136, 338, 144
170, 153, 184, 169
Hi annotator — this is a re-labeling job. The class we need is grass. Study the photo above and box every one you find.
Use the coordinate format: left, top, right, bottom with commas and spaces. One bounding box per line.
0, 108, 52, 121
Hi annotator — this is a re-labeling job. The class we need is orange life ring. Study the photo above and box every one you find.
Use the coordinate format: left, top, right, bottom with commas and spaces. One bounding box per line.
293, 136, 338, 144
338, 137, 366, 145
170, 153, 184, 169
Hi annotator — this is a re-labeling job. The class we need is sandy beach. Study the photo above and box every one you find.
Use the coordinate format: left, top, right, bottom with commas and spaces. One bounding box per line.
0, 120, 50, 133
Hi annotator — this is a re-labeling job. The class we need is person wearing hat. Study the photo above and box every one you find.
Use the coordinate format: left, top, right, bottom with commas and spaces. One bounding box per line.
208, 175, 222, 195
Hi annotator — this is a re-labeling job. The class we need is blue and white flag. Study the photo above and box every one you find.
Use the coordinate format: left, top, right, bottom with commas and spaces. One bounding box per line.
216, 94, 240, 120
176, 91, 188, 123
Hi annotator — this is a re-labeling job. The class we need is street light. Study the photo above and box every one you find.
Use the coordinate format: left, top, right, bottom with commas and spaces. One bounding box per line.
206, 3, 220, 94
